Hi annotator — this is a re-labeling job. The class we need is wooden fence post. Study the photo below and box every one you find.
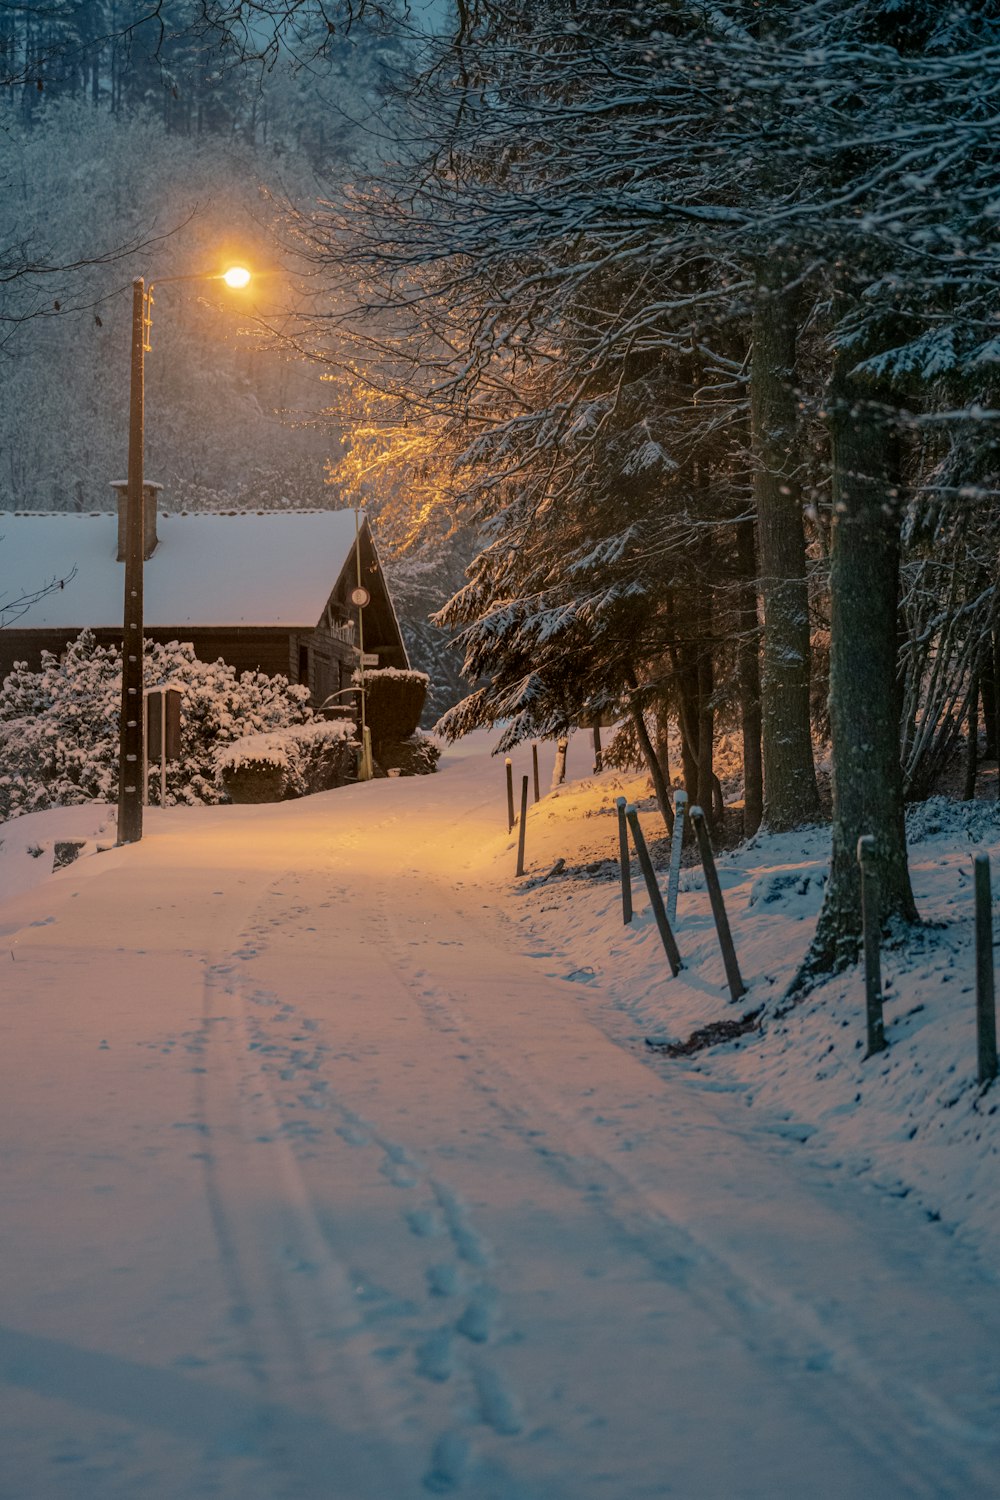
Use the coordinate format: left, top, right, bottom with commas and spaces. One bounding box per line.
516, 776, 529, 877
593, 724, 603, 773
666, 788, 688, 926
505, 757, 515, 833
973, 852, 998, 1087
689, 805, 745, 1003
615, 796, 632, 925
857, 835, 887, 1057
532, 741, 540, 803
625, 804, 682, 976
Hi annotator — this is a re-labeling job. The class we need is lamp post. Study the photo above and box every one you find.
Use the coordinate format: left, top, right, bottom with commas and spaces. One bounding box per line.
116, 265, 252, 845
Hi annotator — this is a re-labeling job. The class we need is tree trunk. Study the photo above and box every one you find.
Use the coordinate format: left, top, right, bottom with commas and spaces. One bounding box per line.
675, 645, 700, 803
983, 636, 999, 760
964, 676, 979, 801
995, 631, 1000, 801
696, 627, 715, 824
627, 680, 674, 836
752, 268, 821, 830
736, 515, 763, 835
654, 698, 671, 785
796, 363, 918, 985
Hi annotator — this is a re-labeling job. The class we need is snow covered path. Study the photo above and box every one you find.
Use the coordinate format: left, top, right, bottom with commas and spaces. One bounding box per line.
3, 743, 1000, 1499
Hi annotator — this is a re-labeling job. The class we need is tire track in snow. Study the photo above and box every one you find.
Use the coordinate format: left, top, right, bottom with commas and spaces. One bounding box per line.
373, 883, 1000, 1500
235, 978, 529, 1482
191, 875, 533, 1499
190, 910, 428, 1498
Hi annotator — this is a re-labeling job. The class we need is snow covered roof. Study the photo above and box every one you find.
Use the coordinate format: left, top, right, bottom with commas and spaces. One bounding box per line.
0, 510, 365, 628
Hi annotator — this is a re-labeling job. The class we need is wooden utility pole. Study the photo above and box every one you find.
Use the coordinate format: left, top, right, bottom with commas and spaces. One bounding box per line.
117, 276, 146, 846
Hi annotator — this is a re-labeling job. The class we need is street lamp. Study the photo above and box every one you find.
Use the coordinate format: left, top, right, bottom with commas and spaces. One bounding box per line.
117, 266, 252, 845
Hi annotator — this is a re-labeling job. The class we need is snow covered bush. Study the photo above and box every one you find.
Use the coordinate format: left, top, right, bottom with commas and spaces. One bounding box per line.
0, 631, 121, 817
215, 720, 357, 803
355, 668, 429, 751
376, 731, 441, 777
0, 631, 316, 819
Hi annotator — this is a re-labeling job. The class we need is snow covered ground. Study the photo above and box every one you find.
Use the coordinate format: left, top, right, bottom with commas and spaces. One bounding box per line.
2, 731, 999, 1499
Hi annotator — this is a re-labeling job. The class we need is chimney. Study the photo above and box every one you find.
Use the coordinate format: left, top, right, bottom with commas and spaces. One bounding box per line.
112, 481, 163, 561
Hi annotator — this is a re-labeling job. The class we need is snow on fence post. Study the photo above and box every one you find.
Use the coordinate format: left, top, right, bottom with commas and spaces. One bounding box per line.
551, 736, 568, 791
973, 853, 998, 1087
690, 805, 745, 1003
516, 776, 529, 877
532, 742, 540, 803
666, 788, 688, 927
857, 836, 887, 1057
505, 757, 515, 833
625, 803, 682, 976
615, 796, 633, 925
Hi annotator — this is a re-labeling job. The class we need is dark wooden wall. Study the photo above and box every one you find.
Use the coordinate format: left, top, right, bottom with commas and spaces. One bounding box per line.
0, 625, 299, 685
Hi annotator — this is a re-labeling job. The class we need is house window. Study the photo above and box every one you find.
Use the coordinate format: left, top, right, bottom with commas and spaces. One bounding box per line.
298, 644, 309, 685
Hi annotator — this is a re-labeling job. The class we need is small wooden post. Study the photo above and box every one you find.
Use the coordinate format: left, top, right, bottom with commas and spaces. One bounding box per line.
615, 796, 632, 925
625, 804, 682, 976
516, 776, 529, 877
592, 724, 603, 774
973, 853, 998, 1087
857, 835, 886, 1057
666, 788, 688, 926
505, 757, 515, 833
551, 736, 568, 791
531, 741, 540, 803
690, 805, 745, 1003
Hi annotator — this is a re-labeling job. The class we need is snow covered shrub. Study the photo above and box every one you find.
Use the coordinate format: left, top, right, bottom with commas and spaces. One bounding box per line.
153, 643, 314, 806
0, 631, 316, 819
0, 632, 122, 818
376, 731, 441, 777
355, 668, 429, 751
215, 720, 357, 802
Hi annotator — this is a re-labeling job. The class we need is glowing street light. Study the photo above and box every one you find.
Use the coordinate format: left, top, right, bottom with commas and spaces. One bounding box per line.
117, 264, 252, 845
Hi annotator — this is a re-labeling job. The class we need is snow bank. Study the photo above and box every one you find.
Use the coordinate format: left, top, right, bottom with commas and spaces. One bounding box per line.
490, 750, 1000, 1261
0, 802, 115, 902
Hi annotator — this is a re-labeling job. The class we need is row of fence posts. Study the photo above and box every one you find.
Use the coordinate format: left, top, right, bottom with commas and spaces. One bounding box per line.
614, 795, 746, 1002
505, 735, 579, 876
859, 838, 998, 1088
506, 754, 1000, 1081
506, 733, 611, 838
504, 744, 746, 1003
505, 743, 550, 881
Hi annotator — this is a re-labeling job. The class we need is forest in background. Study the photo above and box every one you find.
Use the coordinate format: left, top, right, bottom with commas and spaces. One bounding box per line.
0, 0, 467, 711
4, 1, 1000, 984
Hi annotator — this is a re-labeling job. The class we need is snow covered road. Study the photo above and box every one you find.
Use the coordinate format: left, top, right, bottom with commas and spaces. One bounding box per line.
3, 742, 1000, 1498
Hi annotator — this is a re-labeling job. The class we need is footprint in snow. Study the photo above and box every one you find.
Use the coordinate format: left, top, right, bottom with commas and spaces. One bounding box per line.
472, 1362, 523, 1436
456, 1287, 497, 1344
416, 1327, 455, 1382
422, 1431, 471, 1494
380, 1158, 419, 1190
407, 1208, 444, 1239
426, 1263, 463, 1298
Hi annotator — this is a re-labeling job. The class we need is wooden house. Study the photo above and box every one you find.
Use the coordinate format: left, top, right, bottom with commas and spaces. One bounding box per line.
0, 497, 409, 707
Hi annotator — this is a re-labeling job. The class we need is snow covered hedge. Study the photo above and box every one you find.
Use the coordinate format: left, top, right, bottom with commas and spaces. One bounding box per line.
0, 631, 316, 819
355, 667, 429, 750
215, 719, 357, 802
